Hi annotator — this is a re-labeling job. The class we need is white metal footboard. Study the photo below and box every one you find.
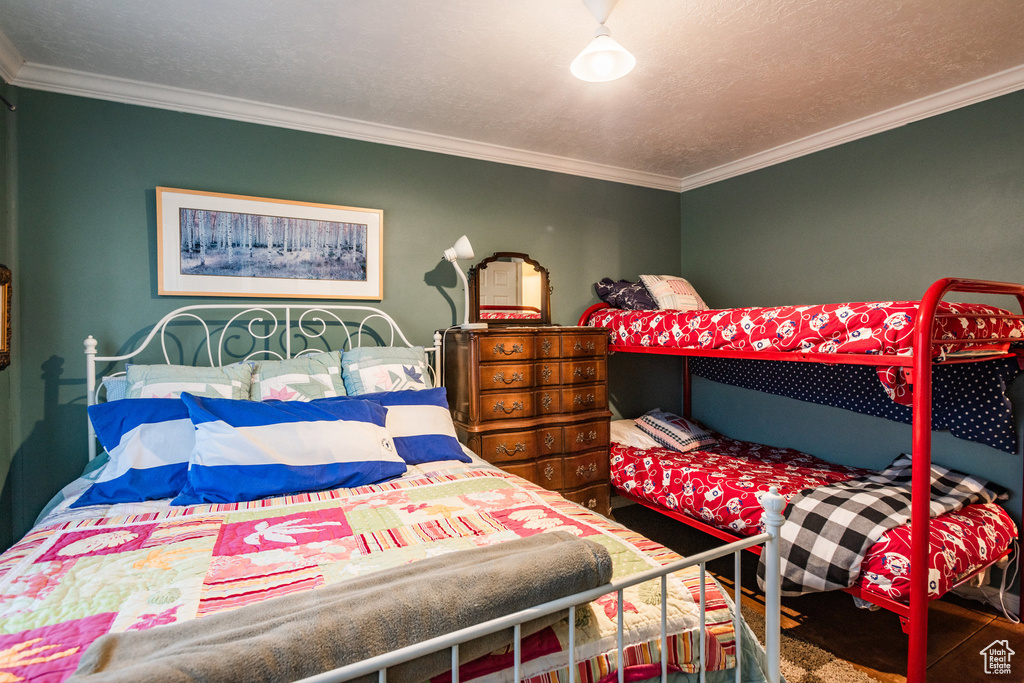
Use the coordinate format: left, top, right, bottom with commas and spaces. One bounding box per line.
298, 489, 786, 683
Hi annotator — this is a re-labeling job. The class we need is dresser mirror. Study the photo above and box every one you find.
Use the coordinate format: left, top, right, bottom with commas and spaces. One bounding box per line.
468, 252, 550, 326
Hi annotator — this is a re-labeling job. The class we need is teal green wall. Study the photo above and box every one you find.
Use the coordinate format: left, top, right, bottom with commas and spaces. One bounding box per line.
1, 89, 681, 544
679, 90, 1024, 522
0, 84, 13, 551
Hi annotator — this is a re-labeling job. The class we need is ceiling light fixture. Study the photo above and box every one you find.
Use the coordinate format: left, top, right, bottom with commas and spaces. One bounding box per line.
571, 0, 635, 82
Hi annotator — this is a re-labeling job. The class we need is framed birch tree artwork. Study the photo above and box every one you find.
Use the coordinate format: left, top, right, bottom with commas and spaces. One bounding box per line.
157, 188, 383, 299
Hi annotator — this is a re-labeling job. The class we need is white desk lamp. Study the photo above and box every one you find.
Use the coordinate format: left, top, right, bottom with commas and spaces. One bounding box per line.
443, 235, 488, 330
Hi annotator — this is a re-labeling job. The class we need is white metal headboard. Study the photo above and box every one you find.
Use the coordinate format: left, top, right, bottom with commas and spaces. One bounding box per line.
85, 303, 442, 460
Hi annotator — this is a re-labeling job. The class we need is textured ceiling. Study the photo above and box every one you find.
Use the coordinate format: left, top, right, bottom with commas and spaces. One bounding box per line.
2, 0, 1024, 186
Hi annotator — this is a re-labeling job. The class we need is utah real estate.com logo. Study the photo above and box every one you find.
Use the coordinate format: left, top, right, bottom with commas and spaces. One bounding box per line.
979, 640, 1015, 675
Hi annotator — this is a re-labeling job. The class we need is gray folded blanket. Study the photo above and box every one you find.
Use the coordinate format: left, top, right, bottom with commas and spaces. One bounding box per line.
71, 531, 613, 683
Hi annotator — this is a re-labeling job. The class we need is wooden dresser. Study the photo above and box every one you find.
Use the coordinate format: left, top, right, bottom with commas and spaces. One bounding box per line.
442, 327, 613, 516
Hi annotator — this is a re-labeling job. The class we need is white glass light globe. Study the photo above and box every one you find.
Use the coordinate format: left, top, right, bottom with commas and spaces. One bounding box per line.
570, 32, 636, 82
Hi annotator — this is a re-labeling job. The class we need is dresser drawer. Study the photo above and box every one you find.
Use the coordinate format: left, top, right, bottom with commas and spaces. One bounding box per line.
560, 385, 607, 413
501, 457, 563, 490
536, 361, 561, 385
561, 358, 606, 385
480, 335, 535, 362
563, 420, 609, 453
479, 391, 535, 421
535, 388, 561, 415
561, 483, 611, 516
480, 427, 562, 463
478, 362, 535, 389
535, 333, 560, 359
560, 333, 607, 358
562, 450, 610, 489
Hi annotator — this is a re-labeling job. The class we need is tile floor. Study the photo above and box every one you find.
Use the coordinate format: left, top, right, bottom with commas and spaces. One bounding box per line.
613, 502, 1022, 683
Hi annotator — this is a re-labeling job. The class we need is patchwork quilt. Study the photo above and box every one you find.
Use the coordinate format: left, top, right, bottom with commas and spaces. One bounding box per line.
585, 300, 1024, 404
0, 459, 742, 683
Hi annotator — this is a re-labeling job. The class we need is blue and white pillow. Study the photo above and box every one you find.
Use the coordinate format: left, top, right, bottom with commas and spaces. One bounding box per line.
361, 388, 471, 465
73, 399, 195, 507
173, 394, 406, 505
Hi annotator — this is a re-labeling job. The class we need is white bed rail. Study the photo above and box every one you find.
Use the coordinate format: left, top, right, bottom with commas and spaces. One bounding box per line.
84, 303, 442, 460
298, 488, 786, 683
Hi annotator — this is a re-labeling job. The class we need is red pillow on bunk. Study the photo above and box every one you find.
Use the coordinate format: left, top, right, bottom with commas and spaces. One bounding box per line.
634, 409, 718, 453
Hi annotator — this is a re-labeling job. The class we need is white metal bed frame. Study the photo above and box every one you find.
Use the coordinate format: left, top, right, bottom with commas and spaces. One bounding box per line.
82, 303, 783, 683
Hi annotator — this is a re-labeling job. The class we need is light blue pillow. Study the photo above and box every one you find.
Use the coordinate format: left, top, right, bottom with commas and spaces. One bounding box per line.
359, 388, 471, 465
341, 347, 432, 395
173, 394, 406, 505
101, 376, 129, 401
73, 399, 194, 507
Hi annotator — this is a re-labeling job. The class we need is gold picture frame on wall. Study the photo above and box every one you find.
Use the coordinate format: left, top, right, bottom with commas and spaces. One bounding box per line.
0, 264, 10, 370
157, 187, 384, 300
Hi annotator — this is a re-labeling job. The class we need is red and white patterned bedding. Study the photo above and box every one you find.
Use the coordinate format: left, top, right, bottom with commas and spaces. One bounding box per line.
611, 441, 1017, 602
586, 301, 1024, 404
480, 311, 541, 319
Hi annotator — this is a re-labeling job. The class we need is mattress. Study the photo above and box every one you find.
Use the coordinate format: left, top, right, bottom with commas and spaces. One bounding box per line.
0, 456, 751, 683
611, 440, 1016, 602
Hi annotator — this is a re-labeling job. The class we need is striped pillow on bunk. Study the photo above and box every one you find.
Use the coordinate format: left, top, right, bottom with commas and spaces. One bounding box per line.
172, 394, 406, 505
635, 409, 717, 453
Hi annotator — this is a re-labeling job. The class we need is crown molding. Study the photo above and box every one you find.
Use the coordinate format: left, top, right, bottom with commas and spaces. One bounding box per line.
11, 62, 680, 192
678, 62, 1024, 192
0, 28, 24, 84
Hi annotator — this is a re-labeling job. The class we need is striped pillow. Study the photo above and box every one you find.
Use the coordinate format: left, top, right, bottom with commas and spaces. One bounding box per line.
639, 275, 709, 312
634, 409, 717, 453
172, 394, 406, 505
74, 399, 194, 507
361, 388, 471, 465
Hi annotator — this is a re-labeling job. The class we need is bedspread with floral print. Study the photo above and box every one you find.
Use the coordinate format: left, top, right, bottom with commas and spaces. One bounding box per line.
0, 459, 743, 683
586, 301, 1024, 404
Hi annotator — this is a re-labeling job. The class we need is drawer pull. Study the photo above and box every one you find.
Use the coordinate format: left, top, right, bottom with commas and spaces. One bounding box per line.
541, 338, 553, 355
494, 343, 524, 356
574, 340, 596, 352
493, 371, 524, 385
575, 430, 598, 445
544, 432, 555, 450
576, 462, 598, 478
544, 464, 555, 481
496, 442, 526, 456
541, 365, 552, 381
573, 366, 596, 379
493, 400, 524, 414
541, 393, 553, 410
587, 498, 598, 509
573, 393, 596, 407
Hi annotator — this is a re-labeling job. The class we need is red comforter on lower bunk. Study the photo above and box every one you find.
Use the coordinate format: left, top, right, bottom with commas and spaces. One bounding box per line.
611, 438, 1017, 602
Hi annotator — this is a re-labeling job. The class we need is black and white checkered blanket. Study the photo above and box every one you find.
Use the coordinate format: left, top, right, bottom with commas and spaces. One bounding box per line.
756, 454, 1006, 596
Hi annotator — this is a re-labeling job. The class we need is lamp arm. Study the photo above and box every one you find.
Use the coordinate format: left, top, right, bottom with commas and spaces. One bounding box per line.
452, 260, 471, 327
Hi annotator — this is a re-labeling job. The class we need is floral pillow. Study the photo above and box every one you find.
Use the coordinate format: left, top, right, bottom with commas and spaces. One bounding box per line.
251, 351, 347, 402
594, 278, 658, 310
341, 347, 432, 395
125, 363, 252, 400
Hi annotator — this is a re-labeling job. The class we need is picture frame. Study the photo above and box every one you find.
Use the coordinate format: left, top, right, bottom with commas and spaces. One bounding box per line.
0, 264, 9, 370
157, 187, 383, 299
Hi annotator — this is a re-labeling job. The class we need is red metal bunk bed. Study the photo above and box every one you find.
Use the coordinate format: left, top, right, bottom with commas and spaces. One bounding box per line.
578, 277, 1024, 683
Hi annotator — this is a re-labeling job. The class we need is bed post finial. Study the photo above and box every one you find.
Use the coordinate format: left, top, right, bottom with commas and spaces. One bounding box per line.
433, 331, 443, 387
85, 335, 98, 461
760, 486, 785, 683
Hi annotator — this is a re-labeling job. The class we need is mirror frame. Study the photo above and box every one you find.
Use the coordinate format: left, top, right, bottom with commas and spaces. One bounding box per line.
468, 252, 551, 326
0, 264, 9, 370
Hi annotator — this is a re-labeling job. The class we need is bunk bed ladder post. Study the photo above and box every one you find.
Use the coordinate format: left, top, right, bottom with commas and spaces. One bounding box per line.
760, 486, 785, 683
683, 357, 692, 418
85, 335, 98, 461
907, 278, 945, 683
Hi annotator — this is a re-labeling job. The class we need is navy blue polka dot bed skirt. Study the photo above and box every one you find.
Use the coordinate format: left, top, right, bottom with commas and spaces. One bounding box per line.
689, 357, 1022, 453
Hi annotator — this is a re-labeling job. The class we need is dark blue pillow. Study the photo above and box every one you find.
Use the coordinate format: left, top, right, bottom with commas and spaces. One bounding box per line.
594, 278, 658, 310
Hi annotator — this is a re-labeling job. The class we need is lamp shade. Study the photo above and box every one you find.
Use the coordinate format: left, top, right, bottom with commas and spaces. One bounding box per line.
570, 28, 635, 82
443, 235, 475, 262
